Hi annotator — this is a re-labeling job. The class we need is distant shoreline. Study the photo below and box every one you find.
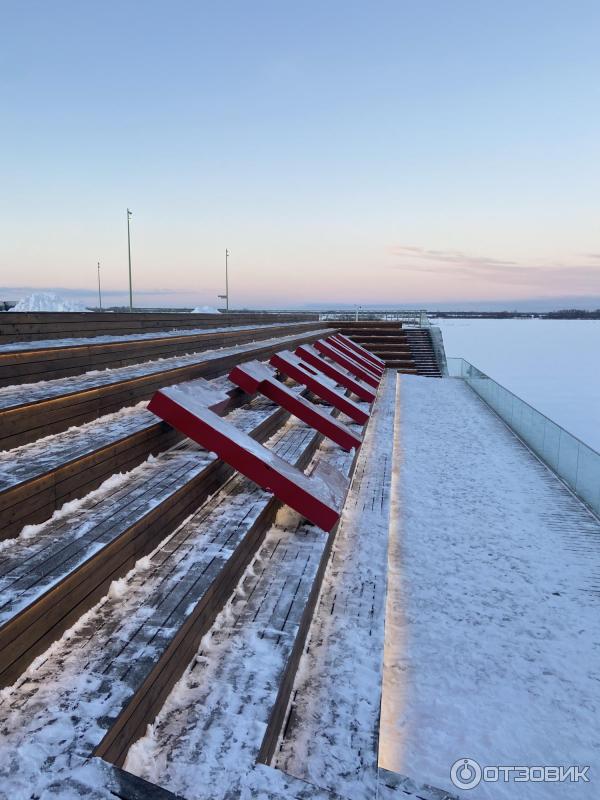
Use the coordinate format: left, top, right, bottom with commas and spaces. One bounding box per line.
430, 310, 600, 319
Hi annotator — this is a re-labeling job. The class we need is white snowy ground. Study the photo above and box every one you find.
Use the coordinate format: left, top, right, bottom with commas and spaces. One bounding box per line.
381, 375, 600, 799
436, 318, 600, 452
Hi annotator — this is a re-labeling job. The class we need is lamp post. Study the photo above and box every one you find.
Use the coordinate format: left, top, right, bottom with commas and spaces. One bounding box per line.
127, 208, 133, 311
218, 248, 230, 311
97, 261, 102, 310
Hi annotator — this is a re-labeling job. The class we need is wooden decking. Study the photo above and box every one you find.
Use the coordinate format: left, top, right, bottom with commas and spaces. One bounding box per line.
0, 314, 460, 800
0, 321, 321, 385
334, 321, 442, 376
0, 310, 318, 344
0, 326, 330, 449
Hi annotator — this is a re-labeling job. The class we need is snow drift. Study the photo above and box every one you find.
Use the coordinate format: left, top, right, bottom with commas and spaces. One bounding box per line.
191, 305, 221, 314
11, 293, 90, 312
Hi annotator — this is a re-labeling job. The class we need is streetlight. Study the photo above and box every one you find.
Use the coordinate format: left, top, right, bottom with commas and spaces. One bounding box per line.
97, 261, 102, 310
218, 248, 230, 311
126, 208, 133, 311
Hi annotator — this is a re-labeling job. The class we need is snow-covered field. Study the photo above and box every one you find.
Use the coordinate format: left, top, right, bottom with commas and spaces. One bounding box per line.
383, 375, 599, 799
435, 319, 600, 452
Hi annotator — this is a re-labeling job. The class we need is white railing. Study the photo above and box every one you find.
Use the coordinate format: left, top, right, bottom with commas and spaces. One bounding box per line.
318, 310, 430, 327
448, 357, 600, 517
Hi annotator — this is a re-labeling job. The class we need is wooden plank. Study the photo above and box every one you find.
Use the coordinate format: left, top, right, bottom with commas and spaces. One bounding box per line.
0, 403, 288, 687
0, 322, 323, 385
0, 328, 333, 449
0, 312, 319, 343
94, 422, 325, 767
0, 423, 181, 539
257, 438, 361, 764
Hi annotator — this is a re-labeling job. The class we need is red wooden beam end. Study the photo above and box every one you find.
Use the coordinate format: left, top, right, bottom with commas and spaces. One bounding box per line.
147, 385, 348, 532
269, 350, 369, 425
325, 336, 385, 376
295, 345, 377, 403
331, 333, 385, 370
229, 360, 362, 452
155, 377, 235, 414
330, 333, 385, 371
314, 339, 380, 388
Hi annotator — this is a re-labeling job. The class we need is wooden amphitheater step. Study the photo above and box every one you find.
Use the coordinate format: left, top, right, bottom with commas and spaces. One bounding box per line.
334, 321, 403, 330
0, 321, 323, 386
111, 374, 397, 797
96, 420, 357, 769
0, 397, 288, 688
354, 348, 412, 357
341, 331, 405, 341
362, 351, 414, 360
0, 310, 320, 344
0, 376, 238, 541
342, 326, 442, 378
403, 329, 442, 377
0, 327, 332, 450
354, 340, 411, 349
0, 409, 360, 796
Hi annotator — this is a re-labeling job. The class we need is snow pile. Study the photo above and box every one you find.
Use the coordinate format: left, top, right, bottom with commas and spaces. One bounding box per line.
11, 292, 89, 312
191, 305, 221, 314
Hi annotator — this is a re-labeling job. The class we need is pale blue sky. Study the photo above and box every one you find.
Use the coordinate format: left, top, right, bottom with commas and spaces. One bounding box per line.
1, 0, 599, 308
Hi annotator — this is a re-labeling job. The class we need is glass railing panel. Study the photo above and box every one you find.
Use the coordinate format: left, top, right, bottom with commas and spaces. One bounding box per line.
557, 431, 580, 487
448, 357, 600, 517
575, 444, 600, 512
541, 418, 561, 471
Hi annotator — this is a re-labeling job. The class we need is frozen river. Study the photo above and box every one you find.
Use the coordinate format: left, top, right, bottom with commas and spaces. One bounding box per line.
435, 318, 600, 453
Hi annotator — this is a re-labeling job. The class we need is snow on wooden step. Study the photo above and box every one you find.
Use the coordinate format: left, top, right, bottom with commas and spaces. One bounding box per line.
0, 321, 319, 355
0, 398, 278, 638
314, 339, 381, 387
295, 344, 377, 403
148, 384, 349, 532
0, 402, 153, 494
0, 418, 326, 798
274, 370, 398, 799
229, 360, 362, 451
269, 350, 370, 425
0, 328, 332, 412
122, 435, 355, 799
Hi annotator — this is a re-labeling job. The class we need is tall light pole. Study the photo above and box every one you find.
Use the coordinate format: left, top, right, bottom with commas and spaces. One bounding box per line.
97, 261, 102, 310
127, 208, 133, 311
218, 248, 230, 311
225, 248, 230, 311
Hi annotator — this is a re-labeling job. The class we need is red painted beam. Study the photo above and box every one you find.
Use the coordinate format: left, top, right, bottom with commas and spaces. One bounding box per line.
229, 360, 362, 452
326, 336, 384, 375
314, 339, 380, 387
148, 384, 348, 532
269, 350, 369, 425
331, 333, 385, 369
295, 345, 377, 403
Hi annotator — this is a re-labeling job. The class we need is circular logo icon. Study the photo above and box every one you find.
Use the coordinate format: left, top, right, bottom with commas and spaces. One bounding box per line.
451, 758, 483, 790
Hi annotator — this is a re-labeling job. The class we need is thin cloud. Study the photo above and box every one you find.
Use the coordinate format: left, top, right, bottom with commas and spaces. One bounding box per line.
388, 245, 600, 289
0, 285, 182, 297
392, 245, 518, 269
